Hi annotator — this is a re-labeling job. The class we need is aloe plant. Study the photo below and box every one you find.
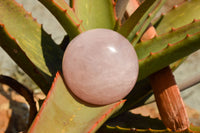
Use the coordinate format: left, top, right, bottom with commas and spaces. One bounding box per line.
0, 0, 200, 132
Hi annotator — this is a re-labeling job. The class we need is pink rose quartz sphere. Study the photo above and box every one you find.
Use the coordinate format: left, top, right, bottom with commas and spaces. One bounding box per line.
62, 29, 139, 105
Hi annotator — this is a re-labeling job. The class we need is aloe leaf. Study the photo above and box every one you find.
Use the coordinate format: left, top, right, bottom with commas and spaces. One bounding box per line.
0, 24, 49, 94
28, 73, 125, 133
135, 19, 200, 60
98, 123, 200, 133
98, 126, 171, 133
131, 0, 166, 46
38, 0, 85, 39
0, 0, 63, 94
138, 31, 200, 81
111, 0, 166, 113
71, 0, 117, 30
98, 112, 168, 133
154, 0, 200, 72
118, 0, 165, 44
99, 112, 200, 132
156, 0, 200, 34
112, 15, 200, 115
153, 0, 200, 81
119, 20, 200, 112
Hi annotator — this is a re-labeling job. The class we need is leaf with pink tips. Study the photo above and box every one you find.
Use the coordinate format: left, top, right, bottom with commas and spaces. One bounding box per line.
135, 19, 200, 60
38, 0, 85, 39
138, 31, 200, 81
28, 72, 125, 133
0, 24, 50, 94
118, 0, 166, 45
97, 113, 168, 133
71, 0, 117, 30
121, 20, 200, 112
97, 112, 200, 132
156, 0, 200, 34
0, 0, 63, 94
98, 125, 200, 132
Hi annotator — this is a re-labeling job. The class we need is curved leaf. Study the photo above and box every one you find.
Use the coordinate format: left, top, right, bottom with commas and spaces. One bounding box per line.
135, 19, 200, 60
0, 0, 63, 94
38, 0, 85, 39
117, 20, 200, 113
98, 123, 200, 133
138, 31, 200, 81
118, 0, 165, 44
156, 0, 200, 34
98, 112, 167, 133
28, 73, 125, 133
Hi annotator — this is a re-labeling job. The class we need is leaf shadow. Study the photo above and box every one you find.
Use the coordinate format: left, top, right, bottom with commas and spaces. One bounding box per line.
41, 27, 64, 78
104, 111, 166, 130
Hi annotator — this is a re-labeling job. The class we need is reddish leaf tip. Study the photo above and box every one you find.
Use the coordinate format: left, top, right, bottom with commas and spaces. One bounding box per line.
171, 27, 176, 32
186, 34, 191, 38
167, 43, 173, 47
192, 19, 198, 23
173, 5, 178, 9
150, 52, 154, 56
161, 13, 165, 16
112, 0, 116, 6
63, 9, 67, 13
76, 20, 83, 28
136, 31, 139, 36
148, 13, 152, 17
154, 34, 158, 38
0, 24, 5, 28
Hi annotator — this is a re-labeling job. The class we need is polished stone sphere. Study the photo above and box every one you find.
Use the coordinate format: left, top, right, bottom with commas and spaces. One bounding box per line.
62, 29, 139, 105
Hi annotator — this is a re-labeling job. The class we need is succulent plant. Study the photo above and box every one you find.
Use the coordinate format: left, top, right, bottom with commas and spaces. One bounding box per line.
0, 0, 200, 132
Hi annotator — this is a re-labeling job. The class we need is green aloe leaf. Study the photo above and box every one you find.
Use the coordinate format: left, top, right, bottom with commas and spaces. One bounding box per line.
154, 0, 200, 72
38, 0, 85, 39
71, 0, 117, 30
118, 20, 200, 113
97, 112, 167, 133
138, 31, 200, 81
156, 0, 200, 34
98, 126, 171, 133
28, 73, 125, 133
130, 0, 166, 46
0, 0, 63, 94
98, 124, 200, 133
118, 0, 165, 45
108, 0, 165, 114
98, 125, 200, 133
135, 19, 200, 60
98, 112, 200, 132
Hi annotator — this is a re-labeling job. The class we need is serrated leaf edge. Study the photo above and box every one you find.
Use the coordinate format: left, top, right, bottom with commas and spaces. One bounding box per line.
0, 23, 51, 92
88, 99, 126, 133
